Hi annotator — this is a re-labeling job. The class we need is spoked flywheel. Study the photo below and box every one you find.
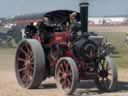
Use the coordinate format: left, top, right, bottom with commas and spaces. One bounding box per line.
95, 56, 118, 91
15, 39, 46, 89
55, 57, 79, 95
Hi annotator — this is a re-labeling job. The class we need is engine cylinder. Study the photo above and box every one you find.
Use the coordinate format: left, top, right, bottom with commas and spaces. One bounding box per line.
73, 39, 97, 60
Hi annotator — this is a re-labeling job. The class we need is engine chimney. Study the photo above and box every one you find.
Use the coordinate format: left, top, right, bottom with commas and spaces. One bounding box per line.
80, 0, 89, 33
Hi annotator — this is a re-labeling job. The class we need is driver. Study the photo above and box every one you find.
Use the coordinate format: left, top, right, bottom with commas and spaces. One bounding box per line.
70, 12, 80, 31
43, 17, 49, 25
70, 12, 77, 24
69, 12, 81, 38
37, 17, 52, 44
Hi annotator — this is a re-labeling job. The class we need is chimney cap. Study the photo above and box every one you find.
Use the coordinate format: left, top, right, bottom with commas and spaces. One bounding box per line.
80, 0, 90, 3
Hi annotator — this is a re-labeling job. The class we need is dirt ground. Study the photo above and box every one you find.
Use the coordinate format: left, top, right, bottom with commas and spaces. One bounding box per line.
0, 69, 128, 96
0, 49, 128, 96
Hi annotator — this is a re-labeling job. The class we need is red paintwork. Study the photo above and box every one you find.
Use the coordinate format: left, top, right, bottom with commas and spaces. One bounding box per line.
64, 49, 74, 57
32, 30, 97, 80
47, 31, 71, 67
48, 31, 70, 46
15, 19, 43, 24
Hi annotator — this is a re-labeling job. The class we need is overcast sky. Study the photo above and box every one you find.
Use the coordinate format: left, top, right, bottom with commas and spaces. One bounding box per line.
0, 0, 128, 17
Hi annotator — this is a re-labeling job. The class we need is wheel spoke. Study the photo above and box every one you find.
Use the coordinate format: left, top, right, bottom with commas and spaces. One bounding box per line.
24, 45, 33, 59
21, 73, 28, 82
20, 47, 27, 56
67, 71, 72, 77
25, 44, 32, 56
107, 73, 113, 80
25, 44, 30, 53
21, 67, 32, 83
28, 52, 33, 59
59, 76, 64, 83
28, 71, 33, 81
17, 58, 26, 62
98, 64, 102, 71
63, 60, 67, 65
60, 64, 65, 72
99, 77, 102, 81
107, 65, 112, 71
30, 64, 34, 70
106, 63, 109, 70
58, 70, 63, 78
18, 67, 26, 72
30, 56, 33, 62
106, 77, 110, 83
63, 61, 67, 71
66, 63, 70, 73
67, 78, 71, 88
62, 79, 66, 89
108, 73, 112, 75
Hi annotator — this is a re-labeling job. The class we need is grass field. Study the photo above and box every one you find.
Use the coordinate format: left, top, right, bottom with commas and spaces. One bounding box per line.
0, 26, 8, 32
97, 31, 128, 68
89, 26, 128, 68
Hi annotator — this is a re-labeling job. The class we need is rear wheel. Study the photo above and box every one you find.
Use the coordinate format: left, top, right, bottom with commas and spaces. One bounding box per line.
15, 39, 46, 89
95, 56, 118, 91
55, 57, 79, 95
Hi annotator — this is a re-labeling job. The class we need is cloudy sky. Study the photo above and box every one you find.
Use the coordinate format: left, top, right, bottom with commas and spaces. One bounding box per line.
0, 0, 128, 17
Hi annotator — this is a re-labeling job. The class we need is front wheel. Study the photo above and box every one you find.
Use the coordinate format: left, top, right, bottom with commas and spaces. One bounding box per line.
55, 57, 79, 95
95, 56, 118, 91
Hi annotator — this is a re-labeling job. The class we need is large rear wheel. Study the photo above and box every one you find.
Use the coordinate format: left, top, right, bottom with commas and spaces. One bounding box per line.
15, 39, 46, 89
55, 57, 79, 95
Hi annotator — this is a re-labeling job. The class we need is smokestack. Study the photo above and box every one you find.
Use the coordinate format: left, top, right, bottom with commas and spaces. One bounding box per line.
80, 1, 89, 33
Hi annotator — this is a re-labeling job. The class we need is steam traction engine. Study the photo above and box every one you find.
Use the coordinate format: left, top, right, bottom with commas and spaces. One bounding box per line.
15, 1, 118, 95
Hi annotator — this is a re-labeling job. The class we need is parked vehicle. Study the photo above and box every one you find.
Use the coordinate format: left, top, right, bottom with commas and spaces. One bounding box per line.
0, 32, 12, 47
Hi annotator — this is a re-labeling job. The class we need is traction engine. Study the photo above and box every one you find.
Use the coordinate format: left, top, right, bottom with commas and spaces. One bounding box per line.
15, 1, 118, 95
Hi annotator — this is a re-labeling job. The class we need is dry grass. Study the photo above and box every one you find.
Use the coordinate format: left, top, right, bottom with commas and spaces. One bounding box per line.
89, 26, 128, 32
0, 48, 15, 71
89, 26, 128, 68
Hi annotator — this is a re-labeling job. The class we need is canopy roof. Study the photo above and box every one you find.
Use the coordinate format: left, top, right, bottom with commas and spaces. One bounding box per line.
14, 10, 80, 24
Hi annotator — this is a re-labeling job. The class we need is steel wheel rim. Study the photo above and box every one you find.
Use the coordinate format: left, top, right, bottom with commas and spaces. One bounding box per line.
16, 42, 34, 87
56, 60, 73, 91
97, 58, 113, 89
